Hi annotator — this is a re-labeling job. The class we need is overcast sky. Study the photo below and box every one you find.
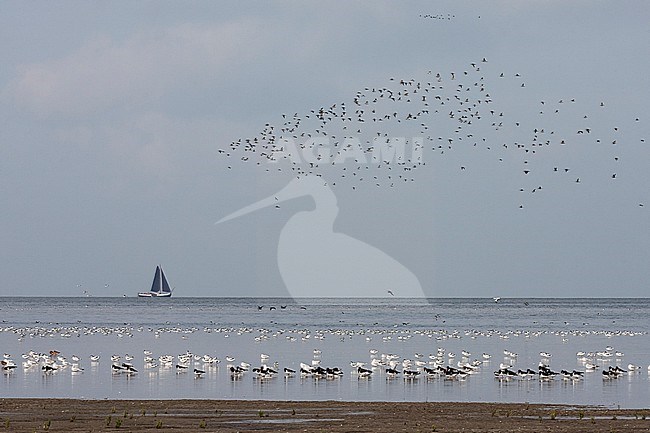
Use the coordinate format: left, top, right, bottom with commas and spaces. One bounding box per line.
1, 1, 648, 297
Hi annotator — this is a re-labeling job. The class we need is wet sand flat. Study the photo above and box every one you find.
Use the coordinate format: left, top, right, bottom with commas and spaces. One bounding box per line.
1, 399, 649, 432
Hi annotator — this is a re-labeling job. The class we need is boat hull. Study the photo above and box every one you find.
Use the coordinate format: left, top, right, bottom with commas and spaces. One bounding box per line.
138, 292, 171, 298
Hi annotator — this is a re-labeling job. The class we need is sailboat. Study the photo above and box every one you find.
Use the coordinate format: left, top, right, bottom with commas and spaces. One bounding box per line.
138, 265, 173, 297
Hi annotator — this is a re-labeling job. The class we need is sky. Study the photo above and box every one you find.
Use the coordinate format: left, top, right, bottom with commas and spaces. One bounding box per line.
1, 1, 649, 297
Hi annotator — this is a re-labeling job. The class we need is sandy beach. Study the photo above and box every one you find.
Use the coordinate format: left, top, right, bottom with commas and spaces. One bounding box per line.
1, 399, 649, 432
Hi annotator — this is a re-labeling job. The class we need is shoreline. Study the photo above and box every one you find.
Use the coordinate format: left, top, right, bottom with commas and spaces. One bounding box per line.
1, 399, 649, 432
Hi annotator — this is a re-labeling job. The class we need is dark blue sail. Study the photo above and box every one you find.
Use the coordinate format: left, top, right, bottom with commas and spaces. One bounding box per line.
160, 267, 172, 294
150, 265, 162, 293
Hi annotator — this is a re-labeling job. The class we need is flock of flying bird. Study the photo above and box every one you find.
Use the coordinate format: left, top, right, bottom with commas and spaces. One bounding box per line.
3, 344, 649, 385
218, 58, 647, 209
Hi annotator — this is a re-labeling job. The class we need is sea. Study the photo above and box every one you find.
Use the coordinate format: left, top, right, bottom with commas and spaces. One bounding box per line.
1, 297, 649, 408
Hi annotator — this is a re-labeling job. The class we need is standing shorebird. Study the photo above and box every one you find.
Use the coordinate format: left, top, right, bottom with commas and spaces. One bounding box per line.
217, 176, 424, 298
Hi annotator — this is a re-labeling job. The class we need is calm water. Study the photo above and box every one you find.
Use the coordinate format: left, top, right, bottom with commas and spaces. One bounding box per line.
1, 297, 649, 408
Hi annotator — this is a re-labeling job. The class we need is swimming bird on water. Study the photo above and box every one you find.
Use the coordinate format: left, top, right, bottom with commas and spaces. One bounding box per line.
357, 366, 373, 377
1, 360, 17, 372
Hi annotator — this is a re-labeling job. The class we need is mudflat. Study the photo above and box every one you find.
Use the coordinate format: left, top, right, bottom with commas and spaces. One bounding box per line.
1, 399, 649, 432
